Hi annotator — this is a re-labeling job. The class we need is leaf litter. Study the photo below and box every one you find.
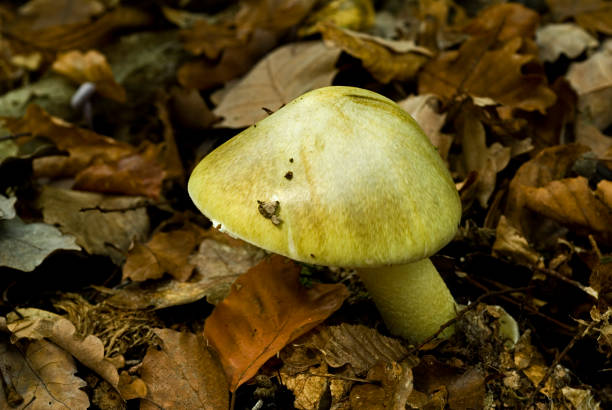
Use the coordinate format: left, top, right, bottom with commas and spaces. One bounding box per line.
0, 0, 611, 408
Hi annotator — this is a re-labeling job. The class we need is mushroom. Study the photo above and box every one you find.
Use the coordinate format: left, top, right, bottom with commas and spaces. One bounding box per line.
188, 86, 461, 343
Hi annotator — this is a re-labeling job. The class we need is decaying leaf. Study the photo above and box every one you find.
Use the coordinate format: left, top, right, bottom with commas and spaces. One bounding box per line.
140, 329, 228, 410
522, 176, 612, 242
36, 186, 149, 265
536, 23, 598, 62
547, 0, 612, 35
420, 34, 556, 112
320, 24, 429, 84
52, 49, 126, 102
6, 308, 120, 388
0, 194, 81, 271
0, 336, 90, 409
349, 361, 414, 410
213, 41, 341, 128
204, 255, 349, 391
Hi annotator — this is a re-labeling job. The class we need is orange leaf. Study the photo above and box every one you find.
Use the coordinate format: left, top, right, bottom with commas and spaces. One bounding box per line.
52, 50, 126, 102
204, 255, 349, 391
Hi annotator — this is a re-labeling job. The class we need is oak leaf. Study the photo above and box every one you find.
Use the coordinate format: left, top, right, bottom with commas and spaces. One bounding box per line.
140, 329, 228, 410
213, 41, 341, 128
320, 24, 429, 83
0, 336, 90, 409
52, 50, 126, 102
419, 35, 556, 112
204, 255, 349, 391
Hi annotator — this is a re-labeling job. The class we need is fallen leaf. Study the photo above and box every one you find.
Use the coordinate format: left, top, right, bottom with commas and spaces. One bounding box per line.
0, 194, 81, 271
7, 308, 120, 388
561, 386, 602, 409
283, 362, 334, 410
155, 95, 186, 181
204, 255, 349, 391
297, 323, 408, 375
419, 35, 556, 112
0, 335, 90, 409
36, 186, 149, 265
462, 3, 540, 43
320, 24, 429, 84
52, 50, 126, 102
349, 361, 414, 410
140, 329, 228, 410
522, 176, 612, 242
547, 0, 612, 35
180, 19, 244, 59
396, 94, 450, 159
299, 0, 375, 36
566, 40, 612, 132
536, 23, 598, 62
16, 0, 105, 30
213, 41, 341, 128
492, 215, 540, 266
235, 0, 319, 36
168, 87, 218, 130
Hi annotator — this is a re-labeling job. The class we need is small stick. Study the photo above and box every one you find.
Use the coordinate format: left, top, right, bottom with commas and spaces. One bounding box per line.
532, 265, 597, 299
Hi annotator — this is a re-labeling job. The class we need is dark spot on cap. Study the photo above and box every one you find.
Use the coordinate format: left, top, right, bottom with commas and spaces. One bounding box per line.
289, 158, 294, 163
310, 253, 315, 258
285, 171, 293, 180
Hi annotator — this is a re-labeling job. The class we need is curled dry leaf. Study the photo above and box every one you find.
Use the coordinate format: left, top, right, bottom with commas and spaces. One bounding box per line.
0, 336, 90, 409
52, 49, 126, 102
140, 329, 228, 410
6, 308, 120, 388
320, 24, 428, 84
536, 23, 598, 63
36, 186, 149, 265
204, 255, 349, 391
213, 41, 341, 128
419, 35, 556, 113
522, 176, 612, 243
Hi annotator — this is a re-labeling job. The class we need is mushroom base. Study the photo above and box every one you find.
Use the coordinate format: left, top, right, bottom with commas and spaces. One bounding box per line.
358, 258, 457, 344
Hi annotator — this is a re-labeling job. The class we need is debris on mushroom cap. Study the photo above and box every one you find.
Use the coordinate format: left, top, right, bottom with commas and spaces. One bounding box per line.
187, 86, 461, 267
257, 200, 282, 226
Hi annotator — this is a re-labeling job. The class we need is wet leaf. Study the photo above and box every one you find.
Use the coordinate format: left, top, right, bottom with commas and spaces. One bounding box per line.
204, 255, 349, 391
213, 41, 341, 128
0, 336, 90, 409
320, 24, 429, 83
52, 49, 126, 102
140, 329, 228, 410
419, 35, 556, 113
536, 23, 598, 62
36, 186, 149, 265
7, 308, 120, 388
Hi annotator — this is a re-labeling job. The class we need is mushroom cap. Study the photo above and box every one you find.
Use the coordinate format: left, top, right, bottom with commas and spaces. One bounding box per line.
188, 86, 461, 268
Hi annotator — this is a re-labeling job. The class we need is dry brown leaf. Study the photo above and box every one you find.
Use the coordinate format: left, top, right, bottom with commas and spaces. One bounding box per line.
349, 361, 414, 410
204, 255, 349, 391
213, 41, 341, 128
320, 24, 428, 84
168, 87, 218, 130
566, 40, 612, 132
419, 35, 556, 112
36, 186, 149, 264
17, 0, 105, 30
1, 104, 134, 178
52, 50, 126, 102
283, 362, 335, 410
397, 94, 451, 159
547, 0, 612, 35
107, 229, 265, 309
536, 23, 598, 62
235, 0, 319, 36
0, 336, 90, 409
180, 20, 244, 59
8, 6, 152, 51
462, 3, 540, 43
6, 308, 120, 388
576, 120, 612, 157
178, 29, 278, 91
298, 0, 375, 36
123, 219, 206, 282
522, 176, 612, 242
297, 323, 408, 375
140, 329, 228, 410
492, 215, 541, 266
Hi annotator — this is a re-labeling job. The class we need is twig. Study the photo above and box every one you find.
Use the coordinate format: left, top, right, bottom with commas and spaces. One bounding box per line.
410, 286, 534, 353
532, 265, 597, 299
525, 321, 597, 407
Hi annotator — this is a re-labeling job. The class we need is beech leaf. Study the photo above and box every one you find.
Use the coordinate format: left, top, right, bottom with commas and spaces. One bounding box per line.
213, 41, 341, 128
140, 329, 228, 410
0, 336, 90, 409
204, 255, 349, 391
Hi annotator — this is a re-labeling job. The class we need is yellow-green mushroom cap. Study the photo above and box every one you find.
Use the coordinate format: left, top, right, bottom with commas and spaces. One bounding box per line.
188, 86, 461, 268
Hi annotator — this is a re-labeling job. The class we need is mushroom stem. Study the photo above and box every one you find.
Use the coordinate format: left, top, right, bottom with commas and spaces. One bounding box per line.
358, 258, 457, 344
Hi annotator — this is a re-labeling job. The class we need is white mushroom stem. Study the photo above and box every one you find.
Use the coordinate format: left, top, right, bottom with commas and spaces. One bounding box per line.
358, 258, 457, 344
